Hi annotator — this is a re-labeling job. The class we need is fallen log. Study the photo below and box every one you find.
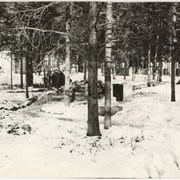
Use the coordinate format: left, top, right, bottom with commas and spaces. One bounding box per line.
7, 90, 25, 93
7, 88, 46, 93
0, 96, 38, 111
20, 96, 38, 108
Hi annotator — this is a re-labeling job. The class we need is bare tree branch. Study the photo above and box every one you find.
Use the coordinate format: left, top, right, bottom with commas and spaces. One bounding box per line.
12, 27, 80, 40
12, 2, 59, 14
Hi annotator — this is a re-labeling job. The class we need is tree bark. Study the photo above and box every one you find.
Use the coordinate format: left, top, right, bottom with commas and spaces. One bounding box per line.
10, 47, 13, 90
171, 54, 176, 101
132, 56, 135, 81
124, 59, 127, 80
76, 53, 79, 73
28, 52, 33, 87
64, 2, 71, 106
57, 54, 60, 71
20, 55, 23, 89
47, 53, 51, 90
157, 21, 163, 82
83, 59, 87, 81
112, 56, 116, 80
147, 42, 151, 86
104, 2, 113, 129
158, 59, 163, 82
171, 3, 177, 102
153, 35, 159, 80
43, 65, 46, 88
25, 53, 29, 99
87, 2, 101, 136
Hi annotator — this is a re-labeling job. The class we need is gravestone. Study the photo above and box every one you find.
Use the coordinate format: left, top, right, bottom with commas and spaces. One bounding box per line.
51, 71, 65, 89
113, 84, 123, 101
113, 82, 132, 101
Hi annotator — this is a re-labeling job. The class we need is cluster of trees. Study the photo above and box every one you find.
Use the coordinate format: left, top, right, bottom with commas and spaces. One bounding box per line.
0, 2, 179, 136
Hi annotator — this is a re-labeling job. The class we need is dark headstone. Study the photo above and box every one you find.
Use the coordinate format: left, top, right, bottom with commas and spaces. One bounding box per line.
51, 71, 65, 89
176, 68, 179, 76
113, 84, 123, 101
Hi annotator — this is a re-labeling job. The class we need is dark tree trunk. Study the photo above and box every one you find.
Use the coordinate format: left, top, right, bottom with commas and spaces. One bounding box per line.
132, 56, 135, 81
153, 35, 159, 80
87, 2, 101, 136
158, 59, 163, 82
84, 59, 87, 81
20, 55, 23, 89
10, 47, 13, 90
124, 60, 127, 80
171, 52, 176, 101
25, 54, 29, 99
43, 66, 46, 88
47, 54, 51, 90
171, 3, 177, 102
158, 21, 163, 82
158, 42, 163, 82
20, 38, 24, 89
28, 56, 33, 87
147, 42, 151, 86
126, 55, 129, 76
76, 53, 79, 73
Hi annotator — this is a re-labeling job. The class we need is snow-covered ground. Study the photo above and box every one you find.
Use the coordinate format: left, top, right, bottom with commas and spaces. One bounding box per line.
0, 73, 180, 178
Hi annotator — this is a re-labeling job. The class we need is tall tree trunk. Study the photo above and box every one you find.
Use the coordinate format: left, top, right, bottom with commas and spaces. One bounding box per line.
10, 47, 13, 90
43, 65, 46, 88
147, 42, 151, 86
87, 2, 101, 136
171, 3, 177, 102
57, 54, 60, 71
124, 59, 127, 80
158, 47, 163, 82
84, 59, 87, 81
132, 56, 135, 81
168, 49, 172, 77
64, 2, 71, 106
104, 2, 113, 129
19, 36, 23, 89
76, 52, 79, 73
26, 54, 29, 98
171, 50, 176, 102
112, 56, 116, 79
101, 62, 105, 76
47, 54, 51, 90
126, 54, 129, 77
158, 58, 163, 82
158, 21, 163, 82
137, 55, 140, 73
28, 54, 33, 87
20, 55, 23, 89
153, 35, 159, 80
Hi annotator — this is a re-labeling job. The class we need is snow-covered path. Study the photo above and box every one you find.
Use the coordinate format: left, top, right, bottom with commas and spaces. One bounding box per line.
0, 82, 180, 178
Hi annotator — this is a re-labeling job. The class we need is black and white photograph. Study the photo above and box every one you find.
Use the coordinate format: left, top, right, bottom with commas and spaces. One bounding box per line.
0, 1, 180, 178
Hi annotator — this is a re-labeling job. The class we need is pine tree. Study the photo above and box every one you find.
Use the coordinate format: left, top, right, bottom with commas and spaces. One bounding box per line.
87, 2, 101, 136
104, 2, 113, 129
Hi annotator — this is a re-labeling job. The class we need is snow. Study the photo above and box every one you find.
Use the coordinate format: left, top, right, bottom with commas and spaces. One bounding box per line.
0, 73, 180, 178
